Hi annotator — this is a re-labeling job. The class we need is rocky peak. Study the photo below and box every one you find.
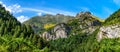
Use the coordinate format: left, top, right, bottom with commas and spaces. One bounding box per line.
56, 13, 64, 16
76, 11, 91, 18
76, 11, 101, 27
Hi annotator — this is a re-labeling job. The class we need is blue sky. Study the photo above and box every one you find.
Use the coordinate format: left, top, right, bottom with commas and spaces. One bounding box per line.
0, 0, 120, 22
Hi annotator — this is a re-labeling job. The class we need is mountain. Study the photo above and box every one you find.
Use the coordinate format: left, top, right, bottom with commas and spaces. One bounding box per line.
40, 11, 102, 41
23, 14, 74, 34
39, 11, 102, 51
68, 11, 102, 35
43, 10, 120, 52
24, 9, 120, 52
1, 3, 120, 51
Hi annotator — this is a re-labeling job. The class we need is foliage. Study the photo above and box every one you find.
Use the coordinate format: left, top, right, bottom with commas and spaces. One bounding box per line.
98, 38, 120, 52
104, 9, 120, 26
0, 34, 48, 51
44, 23, 56, 30
48, 29, 99, 52
0, 4, 48, 51
91, 15, 105, 22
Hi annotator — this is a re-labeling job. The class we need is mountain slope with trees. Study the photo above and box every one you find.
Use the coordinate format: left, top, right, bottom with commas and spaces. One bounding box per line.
104, 9, 120, 26
0, 4, 48, 51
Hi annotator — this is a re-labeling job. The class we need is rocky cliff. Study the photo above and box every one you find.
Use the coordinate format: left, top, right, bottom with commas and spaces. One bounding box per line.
97, 24, 120, 41
40, 23, 70, 41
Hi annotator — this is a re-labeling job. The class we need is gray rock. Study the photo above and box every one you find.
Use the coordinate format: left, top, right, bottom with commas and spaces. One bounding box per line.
82, 26, 98, 35
40, 23, 70, 41
97, 24, 120, 41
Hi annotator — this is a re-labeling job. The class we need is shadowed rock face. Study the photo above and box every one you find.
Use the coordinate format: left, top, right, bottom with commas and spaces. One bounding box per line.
97, 24, 120, 41
40, 23, 70, 41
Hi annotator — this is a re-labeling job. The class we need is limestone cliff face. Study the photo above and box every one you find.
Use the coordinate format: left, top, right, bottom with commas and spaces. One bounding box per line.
97, 24, 120, 41
40, 23, 70, 41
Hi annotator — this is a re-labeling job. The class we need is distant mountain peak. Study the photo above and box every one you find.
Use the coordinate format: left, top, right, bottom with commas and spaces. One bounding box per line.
56, 13, 64, 16
76, 11, 91, 17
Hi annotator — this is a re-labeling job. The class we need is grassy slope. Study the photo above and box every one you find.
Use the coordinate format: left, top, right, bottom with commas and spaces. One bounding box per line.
103, 9, 120, 26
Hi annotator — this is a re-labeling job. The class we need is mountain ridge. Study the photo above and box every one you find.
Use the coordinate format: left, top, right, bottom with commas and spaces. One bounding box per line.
1, 3, 120, 51
23, 13, 74, 34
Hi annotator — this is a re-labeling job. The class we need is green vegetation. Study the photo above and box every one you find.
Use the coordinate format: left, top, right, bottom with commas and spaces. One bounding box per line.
0, 4, 48, 51
98, 38, 120, 52
48, 29, 120, 52
0, 34, 48, 52
104, 9, 120, 26
44, 9, 120, 52
1, 3, 120, 52
48, 29, 99, 52
43, 23, 56, 30
91, 15, 105, 22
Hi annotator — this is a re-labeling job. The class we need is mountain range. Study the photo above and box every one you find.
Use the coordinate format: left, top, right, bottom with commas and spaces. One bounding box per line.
0, 4, 120, 52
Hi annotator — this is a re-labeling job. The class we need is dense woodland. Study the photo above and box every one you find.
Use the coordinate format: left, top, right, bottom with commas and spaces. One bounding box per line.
0, 4, 120, 52
0, 4, 48, 52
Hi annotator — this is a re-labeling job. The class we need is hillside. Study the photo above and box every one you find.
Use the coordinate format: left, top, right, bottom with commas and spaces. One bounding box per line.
0, 4, 47, 51
104, 9, 120, 25
0, 4, 35, 37
97, 9, 120, 41
23, 14, 74, 34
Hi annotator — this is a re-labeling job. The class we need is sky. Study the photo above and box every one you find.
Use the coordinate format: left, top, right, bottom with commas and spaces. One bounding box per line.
0, 0, 120, 23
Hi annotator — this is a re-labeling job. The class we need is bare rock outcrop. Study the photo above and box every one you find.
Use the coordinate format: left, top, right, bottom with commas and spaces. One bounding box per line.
97, 24, 120, 41
40, 23, 70, 41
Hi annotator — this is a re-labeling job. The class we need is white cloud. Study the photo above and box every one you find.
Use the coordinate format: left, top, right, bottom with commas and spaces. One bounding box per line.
0, 1, 3, 4
46, 8, 76, 16
17, 15, 29, 23
0, 1, 22, 14
22, 8, 76, 16
0, 0, 76, 17
113, 0, 120, 5
0, 1, 76, 16
37, 12, 42, 16
23, 8, 57, 15
7, 4, 22, 13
